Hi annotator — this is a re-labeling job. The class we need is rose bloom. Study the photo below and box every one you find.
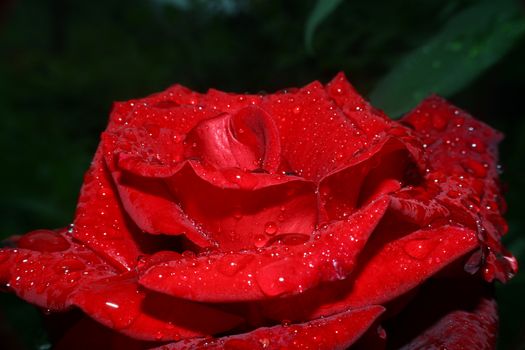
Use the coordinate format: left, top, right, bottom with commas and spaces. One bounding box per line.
0, 73, 517, 349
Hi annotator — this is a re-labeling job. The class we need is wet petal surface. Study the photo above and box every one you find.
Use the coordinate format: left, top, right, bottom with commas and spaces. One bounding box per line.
153, 305, 384, 350
402, 96, 516, 281
139, 197, 389, 302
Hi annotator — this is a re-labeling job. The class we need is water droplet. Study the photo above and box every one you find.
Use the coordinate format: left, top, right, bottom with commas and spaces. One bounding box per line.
216, 254, 254, 276
264, 222, 278, 235
403, 238, 436, 260
461, 159, 487, 178
483, 264, 495, 281
281, 319, 292, 327
54, 258, 86, 274
258, 337, 270, 348
254, 234, 267, 248
144, 123, 160, 138
265, 233, 310, 247
232, 208, 243, 220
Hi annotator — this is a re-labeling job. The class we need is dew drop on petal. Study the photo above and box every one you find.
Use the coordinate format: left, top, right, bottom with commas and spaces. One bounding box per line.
216, 254, 254, 276
264, 222, 278, 235
254, 234, 267, 248
403, 238, 436, 260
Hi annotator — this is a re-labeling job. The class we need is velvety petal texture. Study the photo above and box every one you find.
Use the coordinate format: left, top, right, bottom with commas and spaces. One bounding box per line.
0, 73, 514, 349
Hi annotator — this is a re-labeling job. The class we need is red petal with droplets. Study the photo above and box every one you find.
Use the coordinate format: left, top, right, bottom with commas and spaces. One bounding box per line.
1, 73, 511, 349
71, 273, 244, 341
260, 78, 391, 181
402, 95, 517, 282
0, 231, 243, 341
103, 139, 215, 248
386, 279, 497, 350
139, 197, 389, 302
319, 137, 408, 222
400, 298, 497, 349
162, 164, 318, 251
256, 224, 478, 323
0, 229, 119, 310
104, 96, 320, 251
184, 106, 281, 172
153, 305, 384, 350
73, 146, 142, 271
53, 316, 155, 350
326, 72, 391, 134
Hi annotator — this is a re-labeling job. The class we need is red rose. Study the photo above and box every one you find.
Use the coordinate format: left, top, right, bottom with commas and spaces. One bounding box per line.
0, 73, 516, 349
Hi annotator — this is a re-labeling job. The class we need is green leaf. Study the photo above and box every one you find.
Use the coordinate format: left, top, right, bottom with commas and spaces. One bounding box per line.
370, 0, 525, 118
304, 0, 344, 54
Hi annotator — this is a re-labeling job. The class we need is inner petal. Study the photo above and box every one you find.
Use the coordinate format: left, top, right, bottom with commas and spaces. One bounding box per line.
166, 165, 317, 251
184, 105, 281, 173
319, 138, 410, 222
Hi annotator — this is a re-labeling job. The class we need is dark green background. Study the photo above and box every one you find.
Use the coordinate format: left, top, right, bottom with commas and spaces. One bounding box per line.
1, 0, 524, 349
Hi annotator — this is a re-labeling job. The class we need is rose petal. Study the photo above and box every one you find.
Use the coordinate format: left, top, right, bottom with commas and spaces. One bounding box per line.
200, 88, 264, 113
103, 97, 320, 250
402, 96, 516, 281
385, 279, 497, 350
106, 131, 318, 251
400, 299, 497, 349
71, 273, 244, 341
326, 72, 391, 135
256, 223, 478, 323
105, 149, 215, 248
108, 85, 210, 133
153, 305, 384, 350
53, 316, 155, 350
184, 106, 281, 173
139, 197, 389, 302
260, 77, 391, 181
1, 230, 243, 341
390, 187, 450, 226
0, 229, 119, 310
319, 137, 408, 222
163, 164, 318, 250
73, 146, 142, 270
323, 225, 478, 311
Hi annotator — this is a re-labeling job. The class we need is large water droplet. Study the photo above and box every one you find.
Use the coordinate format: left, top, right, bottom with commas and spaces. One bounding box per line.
256, 258, 310, 297
266, 233, 310, 247
216, 254, 254, 276
264, 222, 278, 235
18, 230, 70, 252
461, 159, 487, 178
256, 271, 289, 297
254, 234, 267, 248
403, 238, 436, 260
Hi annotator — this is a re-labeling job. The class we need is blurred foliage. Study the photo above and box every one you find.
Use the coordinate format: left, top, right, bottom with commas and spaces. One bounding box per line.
370, 0, 525, 117
0, 0, 524, 349
304, 0, 343, 53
